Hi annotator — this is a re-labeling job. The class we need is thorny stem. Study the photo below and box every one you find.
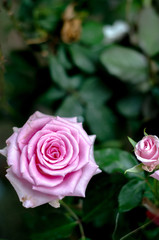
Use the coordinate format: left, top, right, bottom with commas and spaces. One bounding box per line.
60, 200, 86, 240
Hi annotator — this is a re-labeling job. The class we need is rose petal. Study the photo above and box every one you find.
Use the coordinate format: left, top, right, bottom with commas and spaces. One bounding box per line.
73, 161, 100, 197
28, 155, 64, 187
6, 132, 21, 176
19, 146, 34, 184
32, 170, 82, 197
151, 170, 159, 180
6, 169, 60, 208
17, 114, 53, 150
3, 111, 101, 208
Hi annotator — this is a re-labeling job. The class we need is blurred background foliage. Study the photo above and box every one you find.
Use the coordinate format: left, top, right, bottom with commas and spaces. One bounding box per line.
1, 0, 159, 239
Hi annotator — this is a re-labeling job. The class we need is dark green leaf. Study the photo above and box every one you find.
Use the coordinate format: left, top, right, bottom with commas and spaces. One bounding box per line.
138, 7, 159, 56
85, 104, 117, 141
31, 221, 77, 240
83, 174, 122, 227
118, 179, 145, 212
49, 55, 70, 90
94, 148, 138, 174
38, 87, 65, 105
56, 95, 84, 117
79, 77, 112, 106
49, 55, 83, 90
100, 45, 148, 83
80, 21, 104, 45
69, 44, 95, 73
117, 96, 143, 118
58, 45, 72, 69
69, 75, 83, 89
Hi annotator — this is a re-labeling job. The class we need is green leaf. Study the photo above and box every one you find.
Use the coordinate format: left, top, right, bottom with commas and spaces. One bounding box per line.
31, 221, 77, 240
100, 45, 148, 83
56, 95, 84, 117
82, 174, 122, 227
127, 137, 137, 148
58, 45, 72, 70
69, 44, 95, 73
79, 77, 112, 106
117, 96, 143, 118
125, 163, 144, 174
49, 55, 70, 90
85, 104, 117, 141
118, 179, 145, 212
80, 21, 104, 45
94, 148, 138, 174
138, 7, 159, 56
69, 75, 83, 89
38, 87, 65, 106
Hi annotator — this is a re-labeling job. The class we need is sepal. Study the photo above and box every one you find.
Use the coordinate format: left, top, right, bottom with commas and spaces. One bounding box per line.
127, 136, 136, 148
125, 163, 144, 174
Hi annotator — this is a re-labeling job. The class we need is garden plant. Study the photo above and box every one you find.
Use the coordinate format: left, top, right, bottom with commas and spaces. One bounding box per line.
1, 0, 159, 239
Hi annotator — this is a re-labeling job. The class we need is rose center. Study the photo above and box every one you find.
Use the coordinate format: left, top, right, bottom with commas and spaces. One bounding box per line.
51, 148, 60, 159
144, 141, 148, 149
143, 140, 152, 151
46, 146, 61, 160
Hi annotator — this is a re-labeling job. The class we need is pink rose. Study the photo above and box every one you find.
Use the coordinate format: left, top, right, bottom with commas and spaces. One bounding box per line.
135, 135, 159, 171
0, 111, 101, 208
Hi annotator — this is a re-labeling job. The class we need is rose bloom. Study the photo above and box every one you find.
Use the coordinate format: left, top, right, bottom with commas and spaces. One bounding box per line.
0, 111, 101, 208
134, 135, 159, 171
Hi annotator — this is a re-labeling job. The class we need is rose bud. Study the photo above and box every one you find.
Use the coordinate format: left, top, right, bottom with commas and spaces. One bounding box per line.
134, 135, 159, 171
0, 111, 101, 208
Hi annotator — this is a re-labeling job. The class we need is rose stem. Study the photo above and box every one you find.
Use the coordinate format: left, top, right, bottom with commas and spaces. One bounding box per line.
60, 200, 86, 240
154, 179, 159, 207
119, 219, 153, 240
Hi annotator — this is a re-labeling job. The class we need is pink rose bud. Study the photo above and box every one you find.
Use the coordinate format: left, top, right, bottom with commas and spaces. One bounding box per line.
135, 135, 159, 171
0, 111, 101, 208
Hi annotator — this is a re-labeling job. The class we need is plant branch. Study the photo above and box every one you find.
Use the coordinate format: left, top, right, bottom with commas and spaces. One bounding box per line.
120, 219, 152, 240
60, 200, 86, 240
112, 212, 120, 240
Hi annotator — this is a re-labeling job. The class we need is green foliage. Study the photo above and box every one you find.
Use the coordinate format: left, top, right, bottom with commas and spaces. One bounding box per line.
138, 7, 159, 56
69, 44, 96, 73
80, 21, 104, 45
86, 105, 117, 141
31, 218, 77, 240
56, 95, 84, 117
117, 96, 143, 118
118, 179, 146, 212
95, 148, 138, 174
2, 0, 159, 239
125, 163, 144, 174
100, 45, 148, 83
49, 55, 71, 90
79, 77, 112, 106
127, 136, 137, 148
